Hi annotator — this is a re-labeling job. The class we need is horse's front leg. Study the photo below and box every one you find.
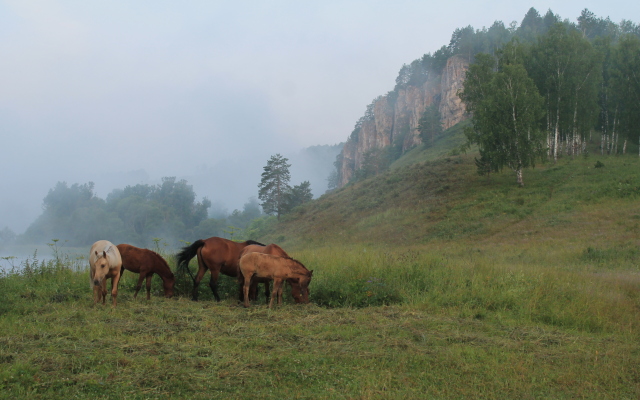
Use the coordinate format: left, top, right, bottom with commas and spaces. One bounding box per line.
145, 274, 153, 300
92, 283, 102, 305
276, 282, 284, 305
110, 270, 121, 307
133, 273, 146, 299
101, 279, 108, 305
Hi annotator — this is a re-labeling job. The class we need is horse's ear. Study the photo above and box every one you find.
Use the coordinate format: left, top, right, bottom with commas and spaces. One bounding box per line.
95, 250, 99, 257
310, 270, 314, 276
103, 250, 107, 258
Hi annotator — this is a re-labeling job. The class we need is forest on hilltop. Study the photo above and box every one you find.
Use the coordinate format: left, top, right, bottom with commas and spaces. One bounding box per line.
334, 8, 640, 187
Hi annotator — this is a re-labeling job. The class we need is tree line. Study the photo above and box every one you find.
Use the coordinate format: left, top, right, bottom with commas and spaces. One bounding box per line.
461, 8, 640, 185
10, 154, 315, 247
335, 8, 640, 186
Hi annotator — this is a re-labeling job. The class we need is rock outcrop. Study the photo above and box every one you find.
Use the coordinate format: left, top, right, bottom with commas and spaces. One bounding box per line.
337, 56, 469, 187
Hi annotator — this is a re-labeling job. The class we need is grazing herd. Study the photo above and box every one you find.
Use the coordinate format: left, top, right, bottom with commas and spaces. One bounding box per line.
88, 237, 313, 308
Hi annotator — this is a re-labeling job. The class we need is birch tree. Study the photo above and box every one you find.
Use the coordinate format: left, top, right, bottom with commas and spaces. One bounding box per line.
460, 51, 545, 186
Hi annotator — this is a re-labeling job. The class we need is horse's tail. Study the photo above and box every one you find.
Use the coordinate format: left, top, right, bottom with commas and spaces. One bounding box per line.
175, 239, 205, 282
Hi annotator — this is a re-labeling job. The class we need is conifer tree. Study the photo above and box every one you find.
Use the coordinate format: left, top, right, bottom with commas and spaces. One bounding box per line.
258, 154, 292, 219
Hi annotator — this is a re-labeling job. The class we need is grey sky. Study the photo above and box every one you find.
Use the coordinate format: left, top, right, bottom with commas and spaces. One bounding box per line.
1, 1, 637, 233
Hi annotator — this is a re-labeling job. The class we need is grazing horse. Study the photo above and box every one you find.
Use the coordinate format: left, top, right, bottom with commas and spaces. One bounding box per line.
175, 237, 265, 301
117, 244, 175, 299
238, 252, 313, 308
239, 243, 307, 304
89, 240, 123, 307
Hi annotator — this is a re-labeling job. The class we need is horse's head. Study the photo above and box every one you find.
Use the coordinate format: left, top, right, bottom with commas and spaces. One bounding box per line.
164, 274, 176, 298
291, 270, 313, 304
92, 250, 110, 287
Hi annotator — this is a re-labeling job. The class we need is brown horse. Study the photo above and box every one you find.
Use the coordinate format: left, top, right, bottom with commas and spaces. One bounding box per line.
175, 237, 265, 301
117, 244, 175, 299
239, 243, 307, 304
89, 240, 123, 307
238, 252, 313, 308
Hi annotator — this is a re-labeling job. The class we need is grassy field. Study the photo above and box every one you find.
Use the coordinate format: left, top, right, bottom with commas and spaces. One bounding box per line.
2, 128, 640, 398
1, 235, 639, 399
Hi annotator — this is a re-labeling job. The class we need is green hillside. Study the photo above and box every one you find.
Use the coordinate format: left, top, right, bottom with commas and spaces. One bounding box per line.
260, 122, 640, 252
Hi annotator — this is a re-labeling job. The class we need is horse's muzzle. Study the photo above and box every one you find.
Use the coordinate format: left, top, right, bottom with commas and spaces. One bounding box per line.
93, 280, 100, 286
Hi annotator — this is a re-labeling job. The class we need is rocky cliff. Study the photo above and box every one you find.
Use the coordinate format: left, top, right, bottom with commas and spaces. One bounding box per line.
338, 56, 469, 187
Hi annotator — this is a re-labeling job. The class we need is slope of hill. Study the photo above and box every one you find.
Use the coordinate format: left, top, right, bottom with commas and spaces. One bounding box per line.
259, 123, 640, 254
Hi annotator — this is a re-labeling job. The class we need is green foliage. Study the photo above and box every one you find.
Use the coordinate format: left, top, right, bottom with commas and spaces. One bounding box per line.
417, 104, 443, 145
611, 35, 640, 146
20, 178, 210, 247
313, 276, 403, 308
460, 48, 546, 185
285, 181, 313, 211
258, 154, 292, 219
352, 148, 391, 182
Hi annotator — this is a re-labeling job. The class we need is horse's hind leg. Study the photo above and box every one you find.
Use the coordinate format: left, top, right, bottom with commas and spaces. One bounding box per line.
242, 274, 252, 308
191, 256, 208, 301
208, 269, 221, 302
248, 279, 259, 302
263, 281, 271, 304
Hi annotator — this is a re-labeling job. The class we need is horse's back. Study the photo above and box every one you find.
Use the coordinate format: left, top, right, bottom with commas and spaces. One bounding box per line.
263, 244, 289, 258
239, 252, 294, 279
201, 237, 257, 277
240, 243, 288, 259
117, 244, 172, 276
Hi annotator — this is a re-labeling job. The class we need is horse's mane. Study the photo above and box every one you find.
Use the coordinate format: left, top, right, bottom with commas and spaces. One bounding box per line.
245, 240, 266, 246
285, 257, 310, 274
98, 244, 115, 259
148, 250, 174, 278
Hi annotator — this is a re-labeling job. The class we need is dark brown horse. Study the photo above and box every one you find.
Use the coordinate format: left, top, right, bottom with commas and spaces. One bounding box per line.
117, 244, 175, 299
239, 243, 308, 304
175, 237, 265, 301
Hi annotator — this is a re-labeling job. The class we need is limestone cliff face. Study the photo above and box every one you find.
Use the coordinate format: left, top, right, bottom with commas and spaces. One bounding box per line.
439, 56, 469, 129
338, 56, 469, 187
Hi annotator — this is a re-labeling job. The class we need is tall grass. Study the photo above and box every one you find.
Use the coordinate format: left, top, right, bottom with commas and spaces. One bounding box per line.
293, 244, 639, 334
1, 241, 639, 398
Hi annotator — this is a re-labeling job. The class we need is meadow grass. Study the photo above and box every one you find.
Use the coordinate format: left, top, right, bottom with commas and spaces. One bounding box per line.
1, 240, 638, 399
2, 138, 640, 398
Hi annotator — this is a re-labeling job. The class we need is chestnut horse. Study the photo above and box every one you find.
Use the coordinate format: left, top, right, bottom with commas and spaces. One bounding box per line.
239, 243, 307, 304
89, 240, 123, 306
238, 252, 313, 308
117, 244, 175, 299
175, 237, 265, 301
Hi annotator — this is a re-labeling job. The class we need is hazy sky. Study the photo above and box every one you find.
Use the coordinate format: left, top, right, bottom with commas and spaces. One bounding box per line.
1, 1, 637, 233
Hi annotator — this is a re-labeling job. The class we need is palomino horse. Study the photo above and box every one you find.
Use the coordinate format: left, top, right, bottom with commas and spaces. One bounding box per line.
117, 244, 175, 299
238, 252, 313, 308
89, 240, 123, 306
175, 237, 265, 301
239, 243, 307, 304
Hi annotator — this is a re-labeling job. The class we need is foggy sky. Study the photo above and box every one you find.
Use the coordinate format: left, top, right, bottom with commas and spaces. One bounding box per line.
1, 1, 637, 233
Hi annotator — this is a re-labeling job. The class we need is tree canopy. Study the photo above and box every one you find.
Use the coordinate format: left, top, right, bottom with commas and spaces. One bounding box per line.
20, 178, 212, 247
258, 154, 292, 219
